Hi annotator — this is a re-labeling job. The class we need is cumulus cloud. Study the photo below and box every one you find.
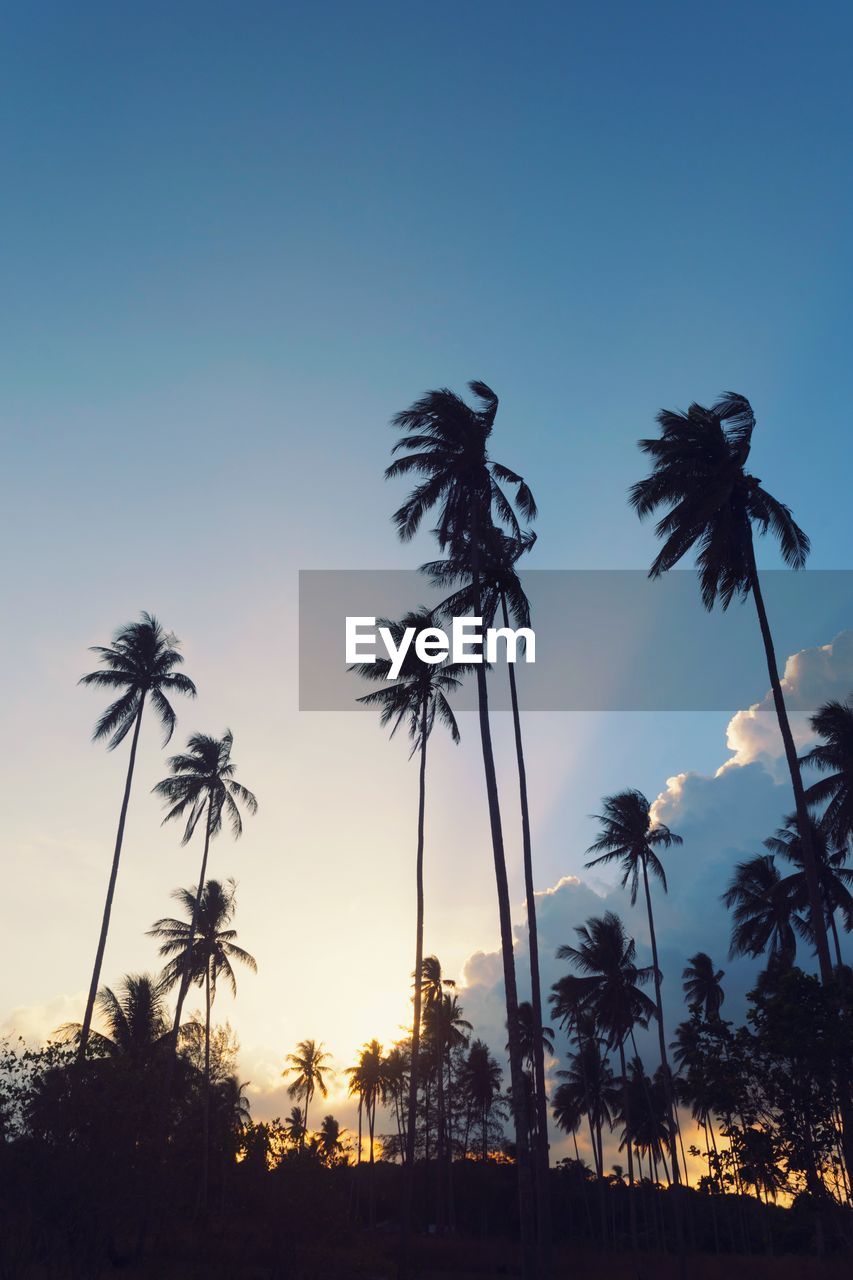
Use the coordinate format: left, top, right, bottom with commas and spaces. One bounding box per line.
720, 630, 853, 776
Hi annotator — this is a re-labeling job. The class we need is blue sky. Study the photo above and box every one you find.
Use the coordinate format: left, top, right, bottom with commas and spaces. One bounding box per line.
2, 2, 852, 1153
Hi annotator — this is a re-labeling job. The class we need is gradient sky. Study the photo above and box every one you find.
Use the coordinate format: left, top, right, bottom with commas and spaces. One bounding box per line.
2, 2, 853, 1151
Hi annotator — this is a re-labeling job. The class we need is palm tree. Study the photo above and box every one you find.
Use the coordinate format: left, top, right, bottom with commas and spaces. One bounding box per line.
352, 610, 461, 1255
388, 380, 538, 1277
154, 731, 258, 1053
459, 1039, 503, 1162
284, 1040, 331, 1149
60, 972, 171, 1062
426, 526, 552, 1229
557, 912, 656, 1252
630, 392, 832, 982
721, 855, 800, 967
585, 788, 684, 1189
346, 1041, 383, 1226
381, 1044, 410, 1156
682, 953, 725, 1020
285, 1105, 306, 1148
318, 1114, 346, 1166
420, 956, 453, 1225
764, 813, 853, 966
801, 698, 853, 847
149, 878, 257, 1210
77, 613, 196, 1059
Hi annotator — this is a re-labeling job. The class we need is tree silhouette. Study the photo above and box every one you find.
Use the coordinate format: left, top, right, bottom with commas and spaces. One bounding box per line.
629, 394, 831, 982
284, 1040, 331, 1150
801, 697, 853, 847
459, 1040, 503, 1163
352, 609, 461, 1254
77, 613, 196, 1058
425, 526, 552, 1228
154, 731, 257, 1056
585, 787, 685, 1210
557, 912, 656, 1251
764, 813, 853, 967
682, 953, 725, 1020
722, 855, 800, 968
388, 380, 538, 1278
149, 878, 257, 1209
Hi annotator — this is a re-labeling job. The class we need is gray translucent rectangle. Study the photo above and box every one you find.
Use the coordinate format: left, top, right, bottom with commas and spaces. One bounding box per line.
298, 569, 853, 712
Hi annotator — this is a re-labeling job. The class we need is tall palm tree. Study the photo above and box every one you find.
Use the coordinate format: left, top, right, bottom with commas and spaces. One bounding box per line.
764, 813, 853, 966
154, 731, 257, 1054
77, 613, 196, 1059
557, 912, 656, 1252
352, 610, 461, 1256
425, 526, 552, 1228
721, 855, 800, 967
284, 1040, 331, 1149
585, 788, 684, 1189
629, 392, 831, 981
388, 380, 538, 1278
682, 953, 725, 1020
149, 878, 257, 1209
801, 698, 853, 847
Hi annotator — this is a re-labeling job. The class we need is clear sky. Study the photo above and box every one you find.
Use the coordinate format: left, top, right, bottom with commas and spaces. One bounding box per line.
2, 2, 852, 1154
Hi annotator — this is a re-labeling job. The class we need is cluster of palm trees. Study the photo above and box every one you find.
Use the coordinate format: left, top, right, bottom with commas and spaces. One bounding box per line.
12, 383, 853, 1275
74, 612, 259, 1210
359, 382, 853, 1275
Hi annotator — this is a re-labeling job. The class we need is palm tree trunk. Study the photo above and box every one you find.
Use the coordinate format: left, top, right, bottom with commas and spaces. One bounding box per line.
617, 1039, 639, 1254
640, 858, 682, 1186
202, 962, 211, 1212
78, 698, 145, 1060
747, 550, 831, 978
469, 520, 536, 1280
170, 798, 214, 1046
399, 695, 428, 1279
502, 588, 552, 1272
830, 911, 844, 968
435, 998, 445, 1232
369, 1093, 377, 1229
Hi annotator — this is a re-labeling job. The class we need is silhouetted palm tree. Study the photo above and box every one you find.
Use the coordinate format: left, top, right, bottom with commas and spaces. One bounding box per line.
347, 1041, 383, 1225
765, 813, 853, 966
60, 973, 171, 1062
557, 912, 656, 1250
585, 788, 684, 1191
352, 610, 461, 1253
285, 1105, 306, 1148
682, 953, 725, 1019
426, 527, 552, 1224
722, 855, 800, 967
459, 1040, 503, 1163
388, 380, 538, 1277
801, 698, 853, 848
318, 1114, 346, 1166
154, 731, 257, 1053
284, 1040, 331, 1149
77, 613, 196, 1059
149, 878, 257, 1209
630, 392, 831, 981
